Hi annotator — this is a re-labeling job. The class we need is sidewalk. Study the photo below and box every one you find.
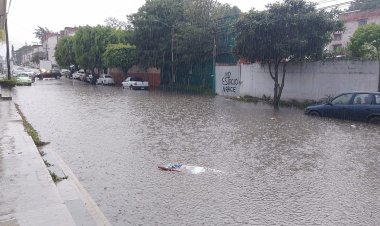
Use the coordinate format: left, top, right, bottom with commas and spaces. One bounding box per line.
0, 100, 111, 226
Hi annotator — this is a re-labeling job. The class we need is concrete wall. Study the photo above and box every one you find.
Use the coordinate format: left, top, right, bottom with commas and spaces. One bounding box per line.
215, 65, 241, 97
216, 61, 379, 101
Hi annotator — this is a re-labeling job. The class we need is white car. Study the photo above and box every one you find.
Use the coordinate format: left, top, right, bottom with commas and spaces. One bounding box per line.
72, 70, 85, 79
122, 77, 149, 90
96, 74, 115, 85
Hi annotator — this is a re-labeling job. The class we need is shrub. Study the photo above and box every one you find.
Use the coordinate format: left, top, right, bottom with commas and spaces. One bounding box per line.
0, 79, 17, 88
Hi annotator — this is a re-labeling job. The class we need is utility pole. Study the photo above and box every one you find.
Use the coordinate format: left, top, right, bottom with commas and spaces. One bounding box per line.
5, 16, 11, 80
171, 26, 174, 84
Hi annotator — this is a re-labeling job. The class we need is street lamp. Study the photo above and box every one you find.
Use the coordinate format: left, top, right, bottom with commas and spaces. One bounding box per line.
153, 20, 175, 84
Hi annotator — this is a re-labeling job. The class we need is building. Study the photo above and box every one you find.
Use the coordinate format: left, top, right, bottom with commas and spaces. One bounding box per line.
327, 8, 380, 52
14, 44, 43, 66
60, 27, 78, 37
42, 33, 60, 66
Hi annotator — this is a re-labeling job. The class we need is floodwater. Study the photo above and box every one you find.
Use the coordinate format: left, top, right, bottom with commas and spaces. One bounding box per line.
12, 79, 380, 225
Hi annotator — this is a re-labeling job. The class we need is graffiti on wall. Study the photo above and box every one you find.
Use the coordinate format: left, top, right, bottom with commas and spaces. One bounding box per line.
222, 71, 240, 93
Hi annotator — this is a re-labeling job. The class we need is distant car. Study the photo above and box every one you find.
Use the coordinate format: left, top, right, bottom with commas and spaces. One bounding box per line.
72, 70, 85, 80
305, 92, 380, 124
16, 73, 32, 86
122, 77, 149, 90
61, 69, 71, 77
96, 74, 115, 85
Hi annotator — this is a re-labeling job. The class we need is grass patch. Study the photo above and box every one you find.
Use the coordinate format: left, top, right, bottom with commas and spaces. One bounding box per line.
48, 170, 68, 183
43, 159, 52, 167
14, 104, 50, 147
0, 79, 17, 88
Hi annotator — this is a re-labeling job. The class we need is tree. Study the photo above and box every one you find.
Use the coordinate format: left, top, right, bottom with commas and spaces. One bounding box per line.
34, 26, 52, 43
103, 43, 137, 72
234, 0, 342, 109
129, 0, 241, 85
348, 0, 380, 11
55, 36, 76, 68
31, 51, 45, 65
73, 26, 123, 73
105, 17, 131, 30
348, 23, 380, 91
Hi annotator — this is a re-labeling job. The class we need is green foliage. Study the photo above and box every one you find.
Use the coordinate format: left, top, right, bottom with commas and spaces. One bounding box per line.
55, 36, 75, 68
73, 26, 125, 71
233, 0, 342, 109
348, 23, 380, 60
103, 43, 137, 72
0, 79, 17, 88
348, 0, 380, 11
129, 0, 241, 85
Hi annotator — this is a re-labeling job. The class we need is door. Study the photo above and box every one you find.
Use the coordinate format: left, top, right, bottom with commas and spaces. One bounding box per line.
351, 93, 374, 122
328, 93, 354, 120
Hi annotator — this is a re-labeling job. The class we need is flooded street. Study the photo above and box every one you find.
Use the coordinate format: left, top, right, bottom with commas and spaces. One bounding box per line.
11, 79, 380, 225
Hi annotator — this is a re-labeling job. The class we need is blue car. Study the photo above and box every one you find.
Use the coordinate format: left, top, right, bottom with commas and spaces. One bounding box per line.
304, 92, 380, 124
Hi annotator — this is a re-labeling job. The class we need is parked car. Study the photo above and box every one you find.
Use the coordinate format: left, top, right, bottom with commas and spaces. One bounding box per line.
96, 74, 115, 85
305, 92, 380, 124
16, 73, 32, 86
61, 69, 71, 77
72, 70, 85, 80
122, 77, 149, 90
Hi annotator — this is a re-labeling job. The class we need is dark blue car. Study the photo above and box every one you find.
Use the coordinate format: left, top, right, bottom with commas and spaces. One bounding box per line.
304, 92, 380, 124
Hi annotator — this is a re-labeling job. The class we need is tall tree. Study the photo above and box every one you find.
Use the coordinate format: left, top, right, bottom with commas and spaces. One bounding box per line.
348, 0, 380, 11
73, 26, 123, 73
234, 0, 342, 109
34, 26, 52, 43
128, 0, 186, 83
348, 23, 380, 91
129, 0, 240, 85
55, 36, 76, 68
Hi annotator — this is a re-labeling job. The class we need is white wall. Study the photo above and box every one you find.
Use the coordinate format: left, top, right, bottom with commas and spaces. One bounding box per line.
215, 65, 241, 97
216, 61, 379, 101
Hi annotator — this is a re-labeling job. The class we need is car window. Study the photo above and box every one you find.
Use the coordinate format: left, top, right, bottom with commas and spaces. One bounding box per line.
331, 93, 353, 105
105, 75, 112, 78
353, 94, 372, 105
375, 94, 380, 104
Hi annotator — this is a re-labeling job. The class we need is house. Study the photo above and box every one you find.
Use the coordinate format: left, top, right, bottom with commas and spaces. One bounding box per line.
42, 33, 60, 66
327, 8, 380, 52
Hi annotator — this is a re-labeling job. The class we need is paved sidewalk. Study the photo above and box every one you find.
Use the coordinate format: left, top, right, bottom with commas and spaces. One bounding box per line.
0, 100, 111, 226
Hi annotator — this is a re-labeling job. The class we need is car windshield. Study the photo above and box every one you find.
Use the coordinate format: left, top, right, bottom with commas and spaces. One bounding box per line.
17, 74, 28, 78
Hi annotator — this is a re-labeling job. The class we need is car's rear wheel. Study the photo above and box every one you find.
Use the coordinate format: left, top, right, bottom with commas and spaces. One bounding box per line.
308, 111, 320, 117
368, 116, 380, 124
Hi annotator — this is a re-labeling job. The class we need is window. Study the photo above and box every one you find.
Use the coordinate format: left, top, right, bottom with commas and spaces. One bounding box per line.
331, 93, 353, 105
353, 94, 372, 105
333, 33, 342, 41
358, 19, 367, 27
375, 94, 380, 104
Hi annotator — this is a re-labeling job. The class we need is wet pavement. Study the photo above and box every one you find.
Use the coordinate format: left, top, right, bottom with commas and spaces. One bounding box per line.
0, 99, 110, 226
10, 78, 380, 225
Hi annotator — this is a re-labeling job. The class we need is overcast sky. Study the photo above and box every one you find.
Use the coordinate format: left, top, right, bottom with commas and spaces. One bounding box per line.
2, 0, 346, 53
